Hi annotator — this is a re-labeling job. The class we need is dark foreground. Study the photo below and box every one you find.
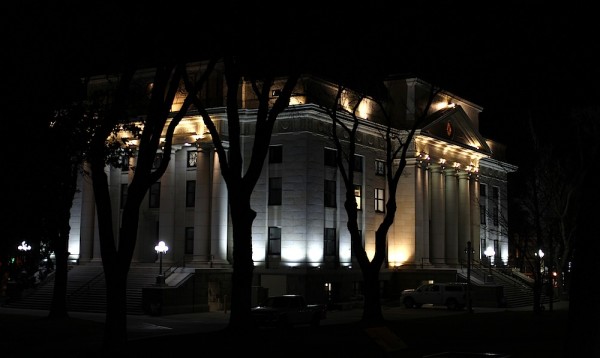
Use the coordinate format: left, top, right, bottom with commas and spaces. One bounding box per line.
1, 306, 572, 358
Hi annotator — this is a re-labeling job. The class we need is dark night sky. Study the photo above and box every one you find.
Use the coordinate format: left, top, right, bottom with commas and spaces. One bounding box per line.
2, 2, 599, 245
6, 3, 599, 146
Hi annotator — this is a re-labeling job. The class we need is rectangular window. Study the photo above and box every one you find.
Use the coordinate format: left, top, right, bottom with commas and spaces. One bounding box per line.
375, 160, 385, 176
186, 180, 196, 207
354, 184, 362, 210
324, 228, 336, 257
269, 145, 282, 163
149, 182, 161, 208
268, 227, 281, 255
493, 207, 499, 226
493, 186, 499, 200
374, 188, 385, 213
152, 153, 163, 170
324, 180, 336, 207
268, 177, 282, 205
185, 227, 194, 255
354, 155, 363, 172
120, 184, 128, 209
480, 205, 486, 225
187, 151, 197, 168
324, 148, 337, 167
480, 183, 487, 197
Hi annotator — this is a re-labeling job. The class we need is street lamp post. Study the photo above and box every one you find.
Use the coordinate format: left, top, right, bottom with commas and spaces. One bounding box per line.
17, 241, 31, 267
464, 241, 474, 313
155, 241, 168, 286
484, 247, 495, 283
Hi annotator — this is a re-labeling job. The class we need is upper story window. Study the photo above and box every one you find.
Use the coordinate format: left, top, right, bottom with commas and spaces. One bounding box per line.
186, 180, 196, 207
152, 153, 163, 170
480, 183, 487, 197
375, 160, 385, 176
149, 182, 161, 208
374, 188, 385, 213
269, 145, 282, 164
268, 177, 282, 205
187, 151, 197, 168
354, 184, 362, 210
324, 180, 336, 208
324, 148, 337, 167
353, 155, 363, 172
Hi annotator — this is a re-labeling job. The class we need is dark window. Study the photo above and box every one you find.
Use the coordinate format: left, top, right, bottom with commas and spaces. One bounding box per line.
493, 207, 499, 226
186, 180, 196, 207
268, 227, 281, 255
324, 180, 336, 207
120, 184, 128, 209
153, 153, 163, 170
269, 145, 282, 163
480, 205, 486, 225
187, 151, 197, 168
493, 186, 499, 200
324, 148, 337, 167
375, 160, 385, 176
354, 184, 362, 210
354, 155, 363, 172
185, 227, 194, 254
324, 228, 336, 256
149, 182, 161, 208
375, 188, 385, 213
268, 177, 282, 205
480, 183, 487, 197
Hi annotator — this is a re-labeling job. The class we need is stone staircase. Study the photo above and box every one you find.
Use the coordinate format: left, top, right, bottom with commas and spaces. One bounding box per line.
485, 269, 558, 308
2, 264, 158, 315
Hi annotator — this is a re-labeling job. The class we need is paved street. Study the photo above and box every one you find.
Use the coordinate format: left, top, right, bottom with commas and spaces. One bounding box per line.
0, 301, 571, 357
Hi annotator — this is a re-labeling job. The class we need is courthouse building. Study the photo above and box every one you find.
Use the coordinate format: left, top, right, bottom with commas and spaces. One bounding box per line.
67, 67, 517, 306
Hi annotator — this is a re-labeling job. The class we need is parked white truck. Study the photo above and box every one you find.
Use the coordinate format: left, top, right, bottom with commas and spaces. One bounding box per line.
400, 282, 467, 310
251, 294, 327, 327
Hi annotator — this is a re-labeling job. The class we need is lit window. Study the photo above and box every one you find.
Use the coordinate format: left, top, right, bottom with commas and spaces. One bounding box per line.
375, 188, 385, 213
268, 227, 281, 255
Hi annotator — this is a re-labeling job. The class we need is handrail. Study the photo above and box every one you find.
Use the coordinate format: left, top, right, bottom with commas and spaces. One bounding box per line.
68, 270, 104, 298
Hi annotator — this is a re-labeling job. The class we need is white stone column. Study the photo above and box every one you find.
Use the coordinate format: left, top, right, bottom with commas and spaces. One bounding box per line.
444, 168, 458, 265
195, 145, 212, 264
470, 175, 481, 259
415, 161, 430, 265
78, 163, 98, 262
429, 163, 445, 265
458, 170, 471, 260
211, 147, 229, 265
158, 149, 176, 265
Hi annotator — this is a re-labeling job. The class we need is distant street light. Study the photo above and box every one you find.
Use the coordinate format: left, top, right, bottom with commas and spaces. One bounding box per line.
484, 247, 495, 283
155, 241, 168, 286
538, 249, 545, 273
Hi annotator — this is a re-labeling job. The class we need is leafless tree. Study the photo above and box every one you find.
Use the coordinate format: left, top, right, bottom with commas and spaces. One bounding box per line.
323, 82, 437, 324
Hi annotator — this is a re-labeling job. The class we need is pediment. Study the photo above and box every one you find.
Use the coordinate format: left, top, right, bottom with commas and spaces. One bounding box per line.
419, 105, 491, 155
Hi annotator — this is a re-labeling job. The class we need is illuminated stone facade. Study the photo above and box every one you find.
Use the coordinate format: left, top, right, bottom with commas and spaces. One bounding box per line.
67, 71, 516, 303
